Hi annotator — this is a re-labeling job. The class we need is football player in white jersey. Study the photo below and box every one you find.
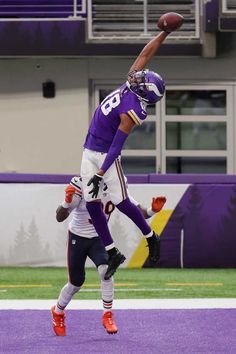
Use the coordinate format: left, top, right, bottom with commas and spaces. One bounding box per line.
51, 176, 166, 336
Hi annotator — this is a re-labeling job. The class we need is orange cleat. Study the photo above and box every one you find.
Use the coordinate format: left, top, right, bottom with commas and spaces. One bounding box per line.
102, 311, 118, 334
51, 305, 66, 336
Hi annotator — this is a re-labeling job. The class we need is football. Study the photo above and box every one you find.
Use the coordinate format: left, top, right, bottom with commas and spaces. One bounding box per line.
157, 12, 184, 33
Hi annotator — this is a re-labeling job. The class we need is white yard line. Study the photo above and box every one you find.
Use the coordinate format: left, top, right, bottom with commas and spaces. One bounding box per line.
0, 298, 236, 310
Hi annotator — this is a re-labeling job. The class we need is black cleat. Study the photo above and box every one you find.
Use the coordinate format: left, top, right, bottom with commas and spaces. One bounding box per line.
147, 232, 160, 267
104, 249, 126, 280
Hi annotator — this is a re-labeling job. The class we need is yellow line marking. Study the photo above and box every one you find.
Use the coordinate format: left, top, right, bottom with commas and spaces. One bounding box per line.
83, 283, 137, 288
128, 210, 173, 268
166, 282, 223, 287
0, 284, 52, 288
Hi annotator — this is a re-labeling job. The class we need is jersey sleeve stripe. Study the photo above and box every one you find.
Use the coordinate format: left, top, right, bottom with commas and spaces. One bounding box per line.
115, 159, 128, 200
127, 110, 141, 125
130, 109, 141, 121
70, 181, 82, 195
115, 159, 127, 200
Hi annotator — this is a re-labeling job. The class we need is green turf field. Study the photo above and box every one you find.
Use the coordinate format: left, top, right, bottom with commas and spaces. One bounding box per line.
0, 267, 235, 299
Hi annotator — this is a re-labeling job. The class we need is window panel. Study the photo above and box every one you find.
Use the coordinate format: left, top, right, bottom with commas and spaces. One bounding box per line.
146, 104, 156, 115
166, 122, 226, 150
166, 90, 226, 115
121, 156, 156, 174
124, 122, 156, 150
166, 157, 227, 174
99, 89, 113, 103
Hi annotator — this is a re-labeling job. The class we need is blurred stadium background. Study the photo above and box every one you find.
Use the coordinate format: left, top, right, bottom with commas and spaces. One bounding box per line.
0, 1, 236, 353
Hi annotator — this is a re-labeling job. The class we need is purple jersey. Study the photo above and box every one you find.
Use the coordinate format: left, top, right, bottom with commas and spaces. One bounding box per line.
84, 83, 147, 153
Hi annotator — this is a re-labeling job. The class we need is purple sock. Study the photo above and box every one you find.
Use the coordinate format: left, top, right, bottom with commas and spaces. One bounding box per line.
86, 201, 114, 248
116, 198, 152, 236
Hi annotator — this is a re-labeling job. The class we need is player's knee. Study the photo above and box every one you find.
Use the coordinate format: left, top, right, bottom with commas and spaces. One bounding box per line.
98, 264, 113, 282
66, 282, 80, 295
70, 274, 85, 288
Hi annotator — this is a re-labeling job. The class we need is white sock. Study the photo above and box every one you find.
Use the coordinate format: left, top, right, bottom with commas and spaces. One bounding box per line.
105, 243, 115, 251
144, 230, 154, 238
55, 282, 80, 313
98, 264, 114, 312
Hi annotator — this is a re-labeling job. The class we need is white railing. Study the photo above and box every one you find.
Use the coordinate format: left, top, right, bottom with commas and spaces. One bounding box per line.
88, 0, 200, 41
0, 0, 87, 21
222, 0, 236, 14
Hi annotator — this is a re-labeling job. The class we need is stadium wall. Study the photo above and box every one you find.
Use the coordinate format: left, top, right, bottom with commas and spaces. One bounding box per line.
0, 55, 236, 174
0, 173, 235, 268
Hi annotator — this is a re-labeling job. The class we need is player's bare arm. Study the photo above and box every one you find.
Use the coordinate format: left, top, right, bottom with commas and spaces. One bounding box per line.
118, 113, 136, 134
128, 31, 169, 75
56, 206, 69, 222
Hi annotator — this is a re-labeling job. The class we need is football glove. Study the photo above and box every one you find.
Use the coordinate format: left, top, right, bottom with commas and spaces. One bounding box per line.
151, 196, 166, 213
87, 174, 103, 198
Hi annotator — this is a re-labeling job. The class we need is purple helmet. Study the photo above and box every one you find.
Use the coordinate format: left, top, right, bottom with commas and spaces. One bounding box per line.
127, 69, 165, 104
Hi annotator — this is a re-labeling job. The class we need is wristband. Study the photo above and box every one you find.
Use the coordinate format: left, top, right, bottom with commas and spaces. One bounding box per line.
61, 201, 70, 209
147, 207, 156, 217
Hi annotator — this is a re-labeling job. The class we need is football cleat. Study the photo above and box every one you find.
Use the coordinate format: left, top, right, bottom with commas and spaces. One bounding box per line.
102, 311, 118, 334
51, 305, 66, 336
147, 232, 160, 266
104, 249, 126, 280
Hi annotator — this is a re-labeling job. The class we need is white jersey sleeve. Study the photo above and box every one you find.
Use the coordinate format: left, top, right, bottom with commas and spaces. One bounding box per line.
64, 176, 83, 212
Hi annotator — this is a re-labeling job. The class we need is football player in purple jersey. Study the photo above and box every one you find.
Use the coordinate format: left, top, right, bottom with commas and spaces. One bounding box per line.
81, 30, 170, 280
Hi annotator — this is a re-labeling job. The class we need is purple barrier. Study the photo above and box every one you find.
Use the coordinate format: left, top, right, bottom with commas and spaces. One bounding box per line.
149, 174, 236, 184
1, 173, 236, 268
0, 173, 73, 184
155, 184, 236, 268
1, 173, 236, 184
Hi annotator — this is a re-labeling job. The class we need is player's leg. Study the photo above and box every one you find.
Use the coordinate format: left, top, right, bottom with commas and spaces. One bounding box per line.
105, 158, 160, 267
81, 149, 125, 275
81, 149, 115, 248
88, 237, 118, 334
51, 232, 89, 336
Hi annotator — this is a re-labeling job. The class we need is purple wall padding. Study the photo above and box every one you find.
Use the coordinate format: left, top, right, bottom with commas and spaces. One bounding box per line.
148, 174, 236, 184
0, 173, 73, 184
1, 173, 236, 268
1, 173, 236, 184
126, 174, 149, 184
157, 184, 236, 268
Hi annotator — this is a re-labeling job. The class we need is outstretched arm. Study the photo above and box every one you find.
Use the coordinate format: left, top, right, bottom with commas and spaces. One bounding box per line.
128, 31, 169, 75
138, 196, 167, 219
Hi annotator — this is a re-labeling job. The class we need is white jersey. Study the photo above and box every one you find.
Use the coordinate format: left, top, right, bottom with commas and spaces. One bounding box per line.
65, 176, 138, 239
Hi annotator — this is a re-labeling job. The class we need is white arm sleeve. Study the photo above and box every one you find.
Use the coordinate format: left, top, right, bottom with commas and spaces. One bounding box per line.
63, 194, 82, 213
